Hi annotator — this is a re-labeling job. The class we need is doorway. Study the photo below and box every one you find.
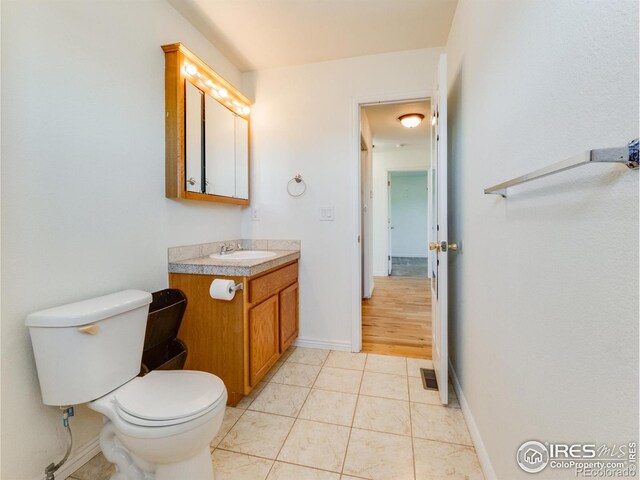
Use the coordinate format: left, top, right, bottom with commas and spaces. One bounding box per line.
358, 99, 432, 358
388, 170, 429, 277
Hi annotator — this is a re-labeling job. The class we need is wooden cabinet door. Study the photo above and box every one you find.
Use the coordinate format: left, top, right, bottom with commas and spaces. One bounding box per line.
279, 282, 299, 352
248, 295, 279, 386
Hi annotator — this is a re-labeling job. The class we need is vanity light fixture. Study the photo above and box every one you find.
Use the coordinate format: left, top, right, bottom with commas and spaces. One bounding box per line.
181, 59, 249, 117
399, 113, 424, 128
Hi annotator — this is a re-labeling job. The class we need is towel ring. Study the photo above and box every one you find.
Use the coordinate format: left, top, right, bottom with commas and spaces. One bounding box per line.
287, 174, 307, 197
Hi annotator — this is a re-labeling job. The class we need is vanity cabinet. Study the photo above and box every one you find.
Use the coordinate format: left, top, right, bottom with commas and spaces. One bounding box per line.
169, 260, 299, 406
162, 43, 251, 205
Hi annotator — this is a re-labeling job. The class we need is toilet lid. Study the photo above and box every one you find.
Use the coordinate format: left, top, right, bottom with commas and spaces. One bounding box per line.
114, 370, 226, 423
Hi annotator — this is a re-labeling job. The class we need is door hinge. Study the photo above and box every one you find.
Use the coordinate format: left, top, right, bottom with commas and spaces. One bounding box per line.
387, 180, 391, 186
388, 256, 391, 260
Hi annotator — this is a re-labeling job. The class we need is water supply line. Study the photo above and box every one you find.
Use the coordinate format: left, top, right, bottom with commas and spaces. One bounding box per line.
44, 407, 74, 480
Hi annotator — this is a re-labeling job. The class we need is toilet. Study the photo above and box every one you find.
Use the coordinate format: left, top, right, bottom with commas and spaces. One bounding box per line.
26, 290, 227, 480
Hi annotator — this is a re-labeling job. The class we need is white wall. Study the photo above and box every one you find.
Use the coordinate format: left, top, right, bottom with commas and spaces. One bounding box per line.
0, 2, 247, 478
372, 147, 429, 276
390, 172, 428, 257
242, 49, 441, 347
446, 1, 639, 479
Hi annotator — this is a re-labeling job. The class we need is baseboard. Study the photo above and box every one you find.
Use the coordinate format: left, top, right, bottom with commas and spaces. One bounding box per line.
40, 435, 101, 480
449, 360, 497, 480
293, 337, 351, 351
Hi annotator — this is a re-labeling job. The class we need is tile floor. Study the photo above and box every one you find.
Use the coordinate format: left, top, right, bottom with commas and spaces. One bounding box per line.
390, 257, 428, 277
70, 348, 484, 480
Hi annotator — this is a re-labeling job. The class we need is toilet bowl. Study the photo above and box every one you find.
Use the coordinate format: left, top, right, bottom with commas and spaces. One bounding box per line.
26, 290, 227, 480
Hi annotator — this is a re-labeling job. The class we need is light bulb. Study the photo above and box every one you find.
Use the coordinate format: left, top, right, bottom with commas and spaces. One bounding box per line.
242, 106, 251, 115
185, 64, 197, 76
218, 88, 228, 98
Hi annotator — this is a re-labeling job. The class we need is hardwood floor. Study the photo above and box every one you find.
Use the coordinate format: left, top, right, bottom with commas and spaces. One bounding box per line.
362, 276, 432, 359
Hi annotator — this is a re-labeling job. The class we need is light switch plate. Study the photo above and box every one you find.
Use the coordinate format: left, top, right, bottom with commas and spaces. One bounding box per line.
320, 206, 335, 221
251, 206, 260, 221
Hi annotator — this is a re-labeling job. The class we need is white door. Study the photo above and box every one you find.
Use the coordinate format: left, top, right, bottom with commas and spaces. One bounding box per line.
387, 172, 393, 275
430, 54, 449, 404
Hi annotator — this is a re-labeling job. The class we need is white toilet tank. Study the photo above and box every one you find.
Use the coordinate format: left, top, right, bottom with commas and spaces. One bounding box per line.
26, 290, 153, 406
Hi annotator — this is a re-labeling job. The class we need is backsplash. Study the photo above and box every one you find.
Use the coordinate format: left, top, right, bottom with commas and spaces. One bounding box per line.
168, 239, 301, 263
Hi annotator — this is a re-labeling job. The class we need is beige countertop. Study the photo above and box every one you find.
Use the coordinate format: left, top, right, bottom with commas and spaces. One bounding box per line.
168, 250, 300, 277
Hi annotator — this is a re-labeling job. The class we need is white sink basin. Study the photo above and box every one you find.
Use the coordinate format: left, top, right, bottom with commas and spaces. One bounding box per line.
209, 250, 277, 261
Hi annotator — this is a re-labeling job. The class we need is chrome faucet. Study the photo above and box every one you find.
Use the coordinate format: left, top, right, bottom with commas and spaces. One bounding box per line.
219, 243, 243, 255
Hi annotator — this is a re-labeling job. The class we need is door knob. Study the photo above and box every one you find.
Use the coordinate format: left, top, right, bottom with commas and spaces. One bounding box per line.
429, 242, 458, 252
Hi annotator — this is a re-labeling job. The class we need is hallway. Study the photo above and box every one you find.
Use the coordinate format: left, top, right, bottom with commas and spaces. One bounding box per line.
362, 276, 432, 358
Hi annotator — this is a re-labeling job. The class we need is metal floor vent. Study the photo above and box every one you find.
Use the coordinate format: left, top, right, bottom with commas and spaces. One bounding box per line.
420, 368, 439, 391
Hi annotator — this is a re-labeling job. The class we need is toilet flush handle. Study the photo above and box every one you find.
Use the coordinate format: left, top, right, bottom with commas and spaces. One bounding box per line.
78, 324, 100, 335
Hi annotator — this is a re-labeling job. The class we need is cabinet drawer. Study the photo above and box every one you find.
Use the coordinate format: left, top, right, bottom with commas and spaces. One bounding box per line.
249, 262, 298, 303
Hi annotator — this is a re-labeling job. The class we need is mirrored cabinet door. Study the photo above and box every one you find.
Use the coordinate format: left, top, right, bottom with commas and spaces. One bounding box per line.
185, 83, 203, 193
235, 116, 249, 200
204, 94, 235, 197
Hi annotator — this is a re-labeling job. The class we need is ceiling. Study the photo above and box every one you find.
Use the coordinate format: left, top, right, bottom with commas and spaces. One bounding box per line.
364, 100, 431, 149
168, 0, 459, 72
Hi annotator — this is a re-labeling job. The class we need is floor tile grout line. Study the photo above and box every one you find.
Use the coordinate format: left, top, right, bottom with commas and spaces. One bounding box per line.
407, 369, 417, 480
216, 346, 299, 467
224, 403, 475, 446
340, 354, 367, 476
211, 406, 246, 450
264, 350, 329, 478
272, 458, 350, 476
410, 435, 476, 449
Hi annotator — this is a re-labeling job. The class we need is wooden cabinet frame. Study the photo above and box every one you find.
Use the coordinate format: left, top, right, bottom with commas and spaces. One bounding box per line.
162, 43, 251, 205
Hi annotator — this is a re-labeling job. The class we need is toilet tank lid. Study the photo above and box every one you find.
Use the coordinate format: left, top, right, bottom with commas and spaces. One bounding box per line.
26, 290, 152, 328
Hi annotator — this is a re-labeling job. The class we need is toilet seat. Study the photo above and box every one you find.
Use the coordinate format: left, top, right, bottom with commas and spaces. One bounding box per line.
113, 370, 226, 427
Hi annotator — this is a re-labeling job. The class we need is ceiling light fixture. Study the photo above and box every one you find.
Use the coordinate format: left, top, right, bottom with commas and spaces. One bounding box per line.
398, 113, 424, 128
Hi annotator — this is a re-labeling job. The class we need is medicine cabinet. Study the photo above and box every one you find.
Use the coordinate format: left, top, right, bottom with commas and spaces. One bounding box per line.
162, 43, 251, 205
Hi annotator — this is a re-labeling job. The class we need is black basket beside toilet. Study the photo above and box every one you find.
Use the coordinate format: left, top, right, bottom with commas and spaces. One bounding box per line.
141, 288, 188, 374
